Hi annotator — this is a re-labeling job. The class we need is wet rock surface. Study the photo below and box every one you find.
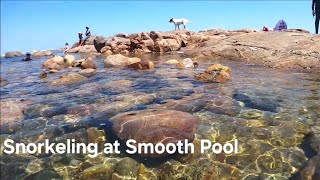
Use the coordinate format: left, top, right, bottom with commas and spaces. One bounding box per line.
1, 51, 319, 179
195, 64, 231, 83
104, 54, 141, 67
110, 109, 199, 157
51, 73, 87, 86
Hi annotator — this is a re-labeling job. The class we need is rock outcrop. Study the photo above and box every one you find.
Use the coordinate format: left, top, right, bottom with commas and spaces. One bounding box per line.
63, 54, 75, 67
69, 29, 319, 72
32, 50, 53, 57
68, 45, 97, 54
94, 36, 107, 52
186, 31, 320, 73
42, 55, 66, 69
4, 51, 24, 58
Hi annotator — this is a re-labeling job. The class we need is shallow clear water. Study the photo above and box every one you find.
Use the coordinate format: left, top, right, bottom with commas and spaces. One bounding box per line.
0, 52, 319, 179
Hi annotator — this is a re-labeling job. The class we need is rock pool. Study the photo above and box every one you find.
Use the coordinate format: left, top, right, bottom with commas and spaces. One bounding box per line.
1, 52, 319, 180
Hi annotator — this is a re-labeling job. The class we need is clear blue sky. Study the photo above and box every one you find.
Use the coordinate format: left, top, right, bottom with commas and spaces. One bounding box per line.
1, 1, 315, 54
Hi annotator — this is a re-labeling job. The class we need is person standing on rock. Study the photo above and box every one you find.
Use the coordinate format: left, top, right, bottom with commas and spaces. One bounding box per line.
78, 32, 83, 46
313, 0, 320, 34
80, 26, 91, 46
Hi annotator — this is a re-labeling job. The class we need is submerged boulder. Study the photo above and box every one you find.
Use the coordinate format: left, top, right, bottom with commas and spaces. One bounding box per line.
195, 64, 231, 83
51, 73, 87, 86
0, 78, 8, 87
110, 109, 199, 157
0, 99, 31, 134
233, 91, 281, 112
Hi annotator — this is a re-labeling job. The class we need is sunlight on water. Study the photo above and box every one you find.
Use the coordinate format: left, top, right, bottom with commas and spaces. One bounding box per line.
0, 52, 319, 179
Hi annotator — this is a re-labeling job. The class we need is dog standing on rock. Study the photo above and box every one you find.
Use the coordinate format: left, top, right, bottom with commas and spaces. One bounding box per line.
169, 18, 191, 30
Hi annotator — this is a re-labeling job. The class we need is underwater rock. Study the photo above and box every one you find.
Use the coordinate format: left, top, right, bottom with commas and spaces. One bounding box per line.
195, 64, 231, 83
26, 159, 45, 175
0, 78, 8, 87
159, 159, 242, 180
92, 92, 155, 118
67, 104, 97, 117
0, 99, 30, 134
110, 109, 199, 157
239, 109, 264, 119
86, 127, 106, 149
233, 92, 280, 112
81, 163, 114, 179
0, 154, 36, 180
204, 95, 242, 116
54, 128, 88, 144
292, 154, 320, 180
137, 163, 158, 180
113, 158, 139, 178
155, 94, 207, 112
103, 79, 133, 93
126, 61, 155, 70
78, 69, 96, 77
51, 73, 87, 86
25, 169, 63, 180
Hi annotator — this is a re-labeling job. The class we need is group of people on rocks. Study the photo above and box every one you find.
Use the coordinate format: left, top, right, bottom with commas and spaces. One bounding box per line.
63, 26, 91, 54
21, 1, 320, 62
78, 26, 91, 47
263, 0, 319, 33
262, 19, 288, 32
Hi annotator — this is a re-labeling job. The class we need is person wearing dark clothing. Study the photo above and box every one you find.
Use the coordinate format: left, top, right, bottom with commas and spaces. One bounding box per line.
22, 52, 32, 61
81, 26, 91, 46
78, 32, 83, 46
85, 26, 91, 37
313, 0, 320, 34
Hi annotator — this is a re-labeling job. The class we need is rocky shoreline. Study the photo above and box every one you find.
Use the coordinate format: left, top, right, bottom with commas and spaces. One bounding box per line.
86, 29, 319, 73
4, 29, 319, 73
